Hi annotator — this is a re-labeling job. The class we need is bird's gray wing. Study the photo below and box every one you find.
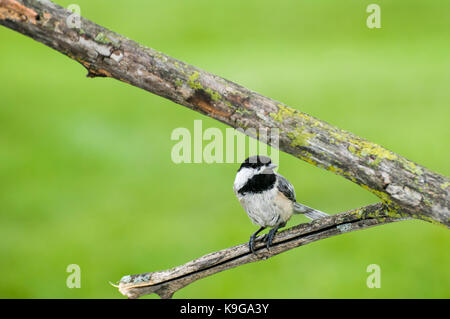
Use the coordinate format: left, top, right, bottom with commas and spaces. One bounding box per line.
277, 174, 329, 220
276, 174, 296, 202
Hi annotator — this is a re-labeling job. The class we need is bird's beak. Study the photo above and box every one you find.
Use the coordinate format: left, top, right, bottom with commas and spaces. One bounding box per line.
262, 163, 278, 173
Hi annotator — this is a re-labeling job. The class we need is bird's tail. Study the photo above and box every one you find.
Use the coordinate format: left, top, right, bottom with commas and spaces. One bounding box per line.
293, 202, 329, 220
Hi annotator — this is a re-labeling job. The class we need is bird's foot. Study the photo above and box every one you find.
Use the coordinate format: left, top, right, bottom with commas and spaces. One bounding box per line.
264, 228, 276, 249
248, 226, 265, 253
264, 224, 284, 249
248, 235, 257, 254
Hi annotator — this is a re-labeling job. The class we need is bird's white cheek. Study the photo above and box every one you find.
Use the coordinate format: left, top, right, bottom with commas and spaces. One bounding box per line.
233, 168, 254, 192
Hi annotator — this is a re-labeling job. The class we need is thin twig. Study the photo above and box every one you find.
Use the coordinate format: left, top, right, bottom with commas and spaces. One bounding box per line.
117, 203, 408, 298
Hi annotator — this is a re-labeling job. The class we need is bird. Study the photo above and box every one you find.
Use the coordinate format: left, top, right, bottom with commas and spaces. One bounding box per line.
233, 155, 329, 253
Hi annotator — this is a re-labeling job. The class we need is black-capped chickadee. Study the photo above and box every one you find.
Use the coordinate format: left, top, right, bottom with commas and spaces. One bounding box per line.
234, 155, 329, 253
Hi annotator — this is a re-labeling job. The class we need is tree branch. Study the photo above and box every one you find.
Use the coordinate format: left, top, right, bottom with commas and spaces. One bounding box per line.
1, 0, 448, 225
115, 203, 407, 299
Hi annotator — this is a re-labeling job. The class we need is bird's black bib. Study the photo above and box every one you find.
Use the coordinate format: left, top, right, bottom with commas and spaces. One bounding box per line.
238, 173, 276, 195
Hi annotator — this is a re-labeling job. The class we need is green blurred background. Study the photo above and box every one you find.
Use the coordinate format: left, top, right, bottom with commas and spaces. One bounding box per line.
0, 0, 449, 298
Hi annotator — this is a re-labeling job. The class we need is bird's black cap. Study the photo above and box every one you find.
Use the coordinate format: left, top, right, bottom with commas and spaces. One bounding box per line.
238, 155, 272, 171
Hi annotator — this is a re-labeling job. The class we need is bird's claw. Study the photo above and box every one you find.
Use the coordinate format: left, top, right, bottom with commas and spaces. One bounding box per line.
248, 227, 279, 252
249, 233, 267, 253
248, 226, 266, 253
249, 235, 257, 254
265, 228, 277, 249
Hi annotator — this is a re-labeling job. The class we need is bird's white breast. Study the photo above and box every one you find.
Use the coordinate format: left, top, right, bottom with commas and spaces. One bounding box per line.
237, 184, 294, 228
